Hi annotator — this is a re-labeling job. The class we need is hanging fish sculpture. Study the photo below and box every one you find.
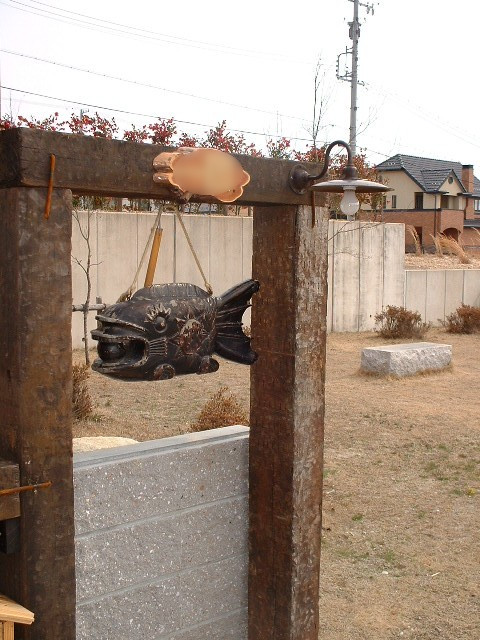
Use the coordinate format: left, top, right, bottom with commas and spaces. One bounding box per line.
91, 279, 259, 380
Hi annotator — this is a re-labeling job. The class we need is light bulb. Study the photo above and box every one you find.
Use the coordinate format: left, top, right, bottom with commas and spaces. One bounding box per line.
340, 187, 359, 219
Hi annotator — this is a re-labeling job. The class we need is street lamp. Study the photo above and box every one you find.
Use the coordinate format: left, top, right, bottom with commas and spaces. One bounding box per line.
289, 140, 391, 219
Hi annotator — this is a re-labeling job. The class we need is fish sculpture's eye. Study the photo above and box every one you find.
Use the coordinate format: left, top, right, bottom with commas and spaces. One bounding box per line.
153, 316, 168, 333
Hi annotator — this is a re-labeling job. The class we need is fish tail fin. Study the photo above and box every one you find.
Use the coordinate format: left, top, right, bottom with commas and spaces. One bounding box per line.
214, 279, 260, 364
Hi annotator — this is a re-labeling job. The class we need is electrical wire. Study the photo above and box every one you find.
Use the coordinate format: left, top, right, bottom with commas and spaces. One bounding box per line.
1, 0, 307, 64
0, 48, 309, 123
0, 84, 320, 143
25, 0, 300, 61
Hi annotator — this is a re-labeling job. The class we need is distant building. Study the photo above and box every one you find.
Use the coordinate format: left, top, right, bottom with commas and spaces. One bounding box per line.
375, 154, 480, 251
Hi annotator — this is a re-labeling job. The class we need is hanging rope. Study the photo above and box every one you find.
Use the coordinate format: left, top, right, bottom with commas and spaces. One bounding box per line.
117, 205, 163, 302
118, 202, 213, 302
174, 205, 213, 295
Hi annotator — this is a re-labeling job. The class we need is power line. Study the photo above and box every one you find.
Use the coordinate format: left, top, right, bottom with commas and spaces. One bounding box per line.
365, 81, 480, 150
0, 48, 309, 123
3, 87, 397, 162
0, 84, 320, 143
25, 0, 297, 60
1, 0, 307, 64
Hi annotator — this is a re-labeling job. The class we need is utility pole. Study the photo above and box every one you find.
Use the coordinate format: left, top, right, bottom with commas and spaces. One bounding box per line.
336, 0, 376, 155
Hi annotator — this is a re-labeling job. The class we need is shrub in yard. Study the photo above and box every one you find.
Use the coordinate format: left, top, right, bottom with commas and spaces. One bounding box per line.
375, 305, 430, 339
72, 364, 93, 420
191, 386, 249, 432
445, 304, 480, 334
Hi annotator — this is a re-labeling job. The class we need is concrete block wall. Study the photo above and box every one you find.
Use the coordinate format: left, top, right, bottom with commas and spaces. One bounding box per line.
74, 426, 249, 640
326, 221, 405, 332
405, 269, 480, 325
72, 212, 405, 346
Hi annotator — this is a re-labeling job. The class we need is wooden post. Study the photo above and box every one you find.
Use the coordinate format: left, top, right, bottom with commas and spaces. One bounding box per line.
0, 188, 75, 639
249, 205, 328, 640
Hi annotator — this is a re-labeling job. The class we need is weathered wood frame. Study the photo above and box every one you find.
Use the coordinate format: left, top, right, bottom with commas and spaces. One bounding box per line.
0, 129, 328, 640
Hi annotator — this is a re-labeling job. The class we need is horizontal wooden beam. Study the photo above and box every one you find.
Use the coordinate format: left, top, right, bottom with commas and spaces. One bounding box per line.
0, 128, 320, 206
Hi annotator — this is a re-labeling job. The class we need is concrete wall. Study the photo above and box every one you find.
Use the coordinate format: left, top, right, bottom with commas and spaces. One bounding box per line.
327, 220, 404, 332
405, 269, 480, 324
74, 426, 249, 640
72, 211, 405, 346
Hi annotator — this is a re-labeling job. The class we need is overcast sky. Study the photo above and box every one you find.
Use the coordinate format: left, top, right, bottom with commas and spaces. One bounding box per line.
1, 0, 480, 169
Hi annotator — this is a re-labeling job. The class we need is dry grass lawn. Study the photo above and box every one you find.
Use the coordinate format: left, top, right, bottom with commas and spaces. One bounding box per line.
74, 328, 479, 639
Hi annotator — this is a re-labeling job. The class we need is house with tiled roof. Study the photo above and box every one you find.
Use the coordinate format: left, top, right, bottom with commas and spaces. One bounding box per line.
375, 154, 480, 250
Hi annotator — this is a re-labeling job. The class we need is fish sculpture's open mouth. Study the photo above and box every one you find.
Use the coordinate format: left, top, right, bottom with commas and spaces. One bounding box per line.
91, 316, 150, 375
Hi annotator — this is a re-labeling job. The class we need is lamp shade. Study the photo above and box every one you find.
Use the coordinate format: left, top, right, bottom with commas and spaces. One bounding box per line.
311, 178, 392, 194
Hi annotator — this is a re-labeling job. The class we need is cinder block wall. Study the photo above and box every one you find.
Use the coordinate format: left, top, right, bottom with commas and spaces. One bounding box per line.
74, 426, 249, 640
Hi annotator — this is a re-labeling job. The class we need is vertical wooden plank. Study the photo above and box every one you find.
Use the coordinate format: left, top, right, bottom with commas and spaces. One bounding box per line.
2, 622, 13, 640
0, 188, 75, 640
249, 205, 328, 640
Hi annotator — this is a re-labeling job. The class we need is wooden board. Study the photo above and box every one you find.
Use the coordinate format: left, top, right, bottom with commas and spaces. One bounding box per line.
0, 595, 34, 625
1, 621, 15, 640
153, 147, 250, 202
249, 205, 328, 639
0, 188, 75, 640
0, 461, 20, 521
0, 128, 321, 206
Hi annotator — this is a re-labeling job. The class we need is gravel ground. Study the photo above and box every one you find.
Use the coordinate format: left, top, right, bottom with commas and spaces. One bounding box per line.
73, 328, 479, 639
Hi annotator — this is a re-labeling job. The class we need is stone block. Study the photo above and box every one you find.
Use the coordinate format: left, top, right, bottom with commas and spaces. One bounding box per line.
76, 554, 247, 640
361, 342, 452, 377
75, 495, 248, 602
74, 426, 249, 640
74, 426, 249, 535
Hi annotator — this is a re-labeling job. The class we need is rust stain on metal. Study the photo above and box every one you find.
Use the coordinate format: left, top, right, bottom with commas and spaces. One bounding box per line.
43, 153, 56, 219
0, 482, 52, 498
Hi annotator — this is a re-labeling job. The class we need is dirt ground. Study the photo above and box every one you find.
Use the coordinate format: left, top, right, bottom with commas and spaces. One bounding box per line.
74, 328, 479, 639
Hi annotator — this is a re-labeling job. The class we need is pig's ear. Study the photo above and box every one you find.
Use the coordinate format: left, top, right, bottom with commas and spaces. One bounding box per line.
152, 147, 250, 203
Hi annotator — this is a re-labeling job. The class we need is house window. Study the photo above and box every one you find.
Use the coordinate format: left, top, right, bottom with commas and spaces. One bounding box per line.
415, 193, 424, 209
475, 199, 480, 213
382, 196, 386, 208
441, 195, 449, 209
391, 195, 397, 208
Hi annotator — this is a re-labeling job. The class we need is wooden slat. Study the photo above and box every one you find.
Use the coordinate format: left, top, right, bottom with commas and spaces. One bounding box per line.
0, 188, 75, 640
0, 595, 34, 625
0, 128, 320, 205
3, 622, 14, 640
249, 205, 328, 639
0, 460, 20, 521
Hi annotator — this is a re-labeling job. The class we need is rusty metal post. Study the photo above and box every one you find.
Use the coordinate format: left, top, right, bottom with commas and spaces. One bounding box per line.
0, 187, 75, 640
249, 205, 328, 640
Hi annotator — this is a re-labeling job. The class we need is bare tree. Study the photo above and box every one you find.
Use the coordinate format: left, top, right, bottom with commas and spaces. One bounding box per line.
72, 209, 100, 365
309, 57, 334, 159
